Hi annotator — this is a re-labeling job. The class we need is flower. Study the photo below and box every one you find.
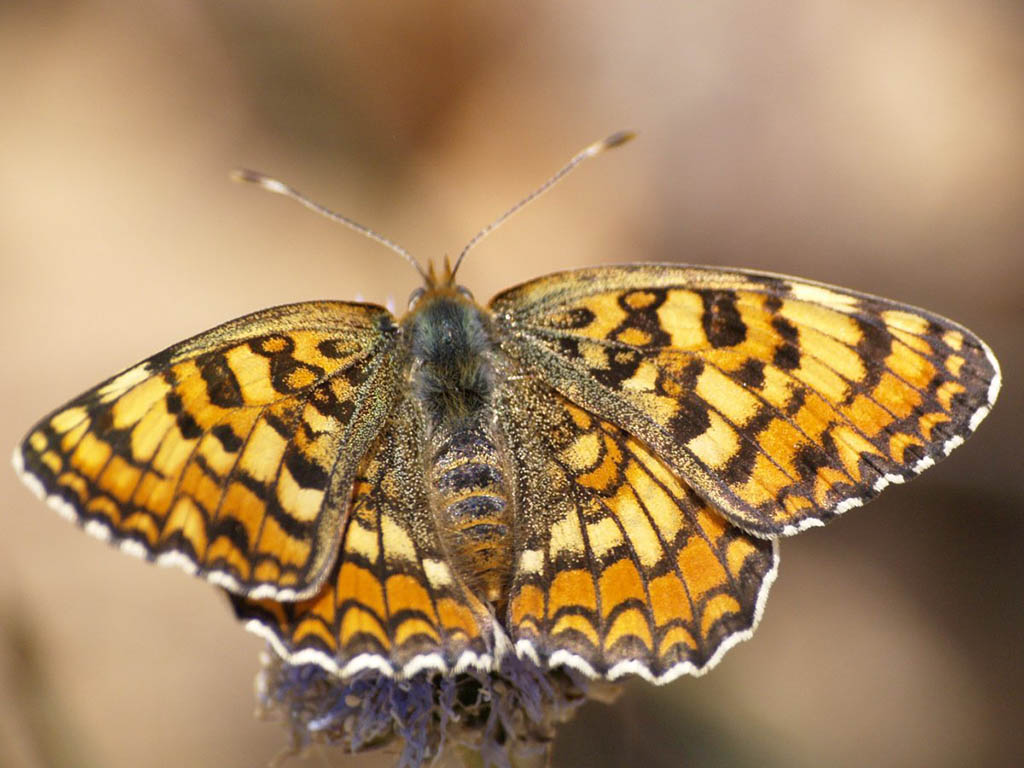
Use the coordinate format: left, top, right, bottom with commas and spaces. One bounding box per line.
256, 650, 621, 767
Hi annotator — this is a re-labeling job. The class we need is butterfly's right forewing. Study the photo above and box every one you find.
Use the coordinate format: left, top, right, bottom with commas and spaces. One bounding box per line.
490, 265, 999, 538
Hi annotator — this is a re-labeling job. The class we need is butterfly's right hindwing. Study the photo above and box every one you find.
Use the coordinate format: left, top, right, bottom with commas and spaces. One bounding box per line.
15, 301, 404, 601
496, 372, 777, 681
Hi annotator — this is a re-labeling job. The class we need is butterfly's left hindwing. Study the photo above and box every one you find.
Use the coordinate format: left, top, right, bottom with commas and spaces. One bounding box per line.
15, 301, 403, 600
232, 396, 496, 677
491, 265, 1000, 538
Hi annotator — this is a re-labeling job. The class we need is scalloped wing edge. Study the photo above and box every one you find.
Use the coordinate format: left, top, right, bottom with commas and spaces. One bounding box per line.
235, 540, 780, 683
11, 445, 326, 602
776, 336, 1001, 536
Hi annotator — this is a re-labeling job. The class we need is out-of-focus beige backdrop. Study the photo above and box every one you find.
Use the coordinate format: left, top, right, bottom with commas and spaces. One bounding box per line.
2, 3, 1021, 767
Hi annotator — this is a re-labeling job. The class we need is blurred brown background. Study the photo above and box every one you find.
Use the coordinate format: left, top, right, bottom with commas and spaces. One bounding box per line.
1, 2, 1021, 767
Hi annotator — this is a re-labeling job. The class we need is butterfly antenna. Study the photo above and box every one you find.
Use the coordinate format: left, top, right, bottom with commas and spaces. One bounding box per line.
450, 130, 636, 280
231, 169, 429, 283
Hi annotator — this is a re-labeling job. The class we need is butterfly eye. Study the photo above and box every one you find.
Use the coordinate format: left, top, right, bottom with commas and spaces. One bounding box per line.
407, 287, 426, 309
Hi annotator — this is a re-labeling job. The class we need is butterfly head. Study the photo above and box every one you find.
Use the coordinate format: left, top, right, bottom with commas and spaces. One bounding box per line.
407, 255, 476, 311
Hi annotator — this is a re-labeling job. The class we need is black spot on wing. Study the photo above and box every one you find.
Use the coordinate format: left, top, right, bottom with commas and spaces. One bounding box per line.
207, 515, 252, 555
854, 315, 894, 388
308, 381, 355, 423
555, 307, 597, 330
266, 495, 318, 539
592, 347, 642, 389
734, 358, 766, 389
771, 315, 799, 343
700, 290, 746, 348
283, 447, 328, 490
718, 407, 778, 486
176, 409, 202, 440
317, 338, 359, 359
211, 423, 243, 453
165, 392, 184, 415
669, 398, 711, 444
198, 353, 244, 408
773, 343, 801, 371
162, 391, 200, 437
761, 292, 785, 314
90, 407, 113, 435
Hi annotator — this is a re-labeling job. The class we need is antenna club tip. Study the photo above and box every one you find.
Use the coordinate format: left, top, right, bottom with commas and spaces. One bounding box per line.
230, 168, 263, 184
583, 130, 636, 157
600, 130, 637, 151
230, 170, 292, 196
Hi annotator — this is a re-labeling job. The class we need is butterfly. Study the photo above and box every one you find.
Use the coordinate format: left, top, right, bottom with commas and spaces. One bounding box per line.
13, 133, 1001, 687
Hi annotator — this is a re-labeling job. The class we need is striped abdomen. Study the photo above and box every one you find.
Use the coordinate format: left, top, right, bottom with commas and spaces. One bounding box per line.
430, 423, 512, 605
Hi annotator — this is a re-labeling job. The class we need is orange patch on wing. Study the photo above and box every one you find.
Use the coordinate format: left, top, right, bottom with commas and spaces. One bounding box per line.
178, 463, 220, 517
604, 608, 653, 651
253, 559, 282, 583
219, 482, 267, 545
394, 617, 441, 646
120, 510, 160, 545
648, 572, 692, 625
813, 466, 851, 505
511, 585, 545, 626
918, 411, 951, 441
436, 598, 480, 639
724, 536, 759, 578
161, 496, 209, 556
385, 574, 437, 620
936, 380, 966, 411
70, 432, 113, 480
206, 532, 252, 580
578, 434, 622, 492
677, 537, 727, 600
335, 562, 387, 618
782, 494, 813, 517
599, 559, 646, 618
56, 471, 89, 502
944, 354, 966, 377
549, 569, 597, 615
842, 394, 893, 438
565, 402, 593, 430
41, 450, 63, 475
700, 593, 742, 636
616, 327, 652, 346
888, 432, 924, 464
736, 453, 793, 506
340, 605, 389, 647
658, 625, 698, 656
872, 372, 924, 420
831, 426, 883, 482
256, 514, 312, 570
293, 617, 335, 648
551, 614, 599, 646
885, 346, 936, 391
60, 419, 90, 453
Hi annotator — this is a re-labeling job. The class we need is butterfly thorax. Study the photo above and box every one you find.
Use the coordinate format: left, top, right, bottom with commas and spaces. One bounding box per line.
405, 290, 513, 606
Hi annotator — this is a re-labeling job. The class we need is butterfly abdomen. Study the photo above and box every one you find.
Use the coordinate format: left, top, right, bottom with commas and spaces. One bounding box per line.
407, 292, 512, 604
430, 425, 512, 604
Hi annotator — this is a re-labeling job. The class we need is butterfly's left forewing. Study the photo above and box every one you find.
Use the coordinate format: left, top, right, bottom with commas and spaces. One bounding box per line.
15, 301, 403, 600
491, 265, 1000, 538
